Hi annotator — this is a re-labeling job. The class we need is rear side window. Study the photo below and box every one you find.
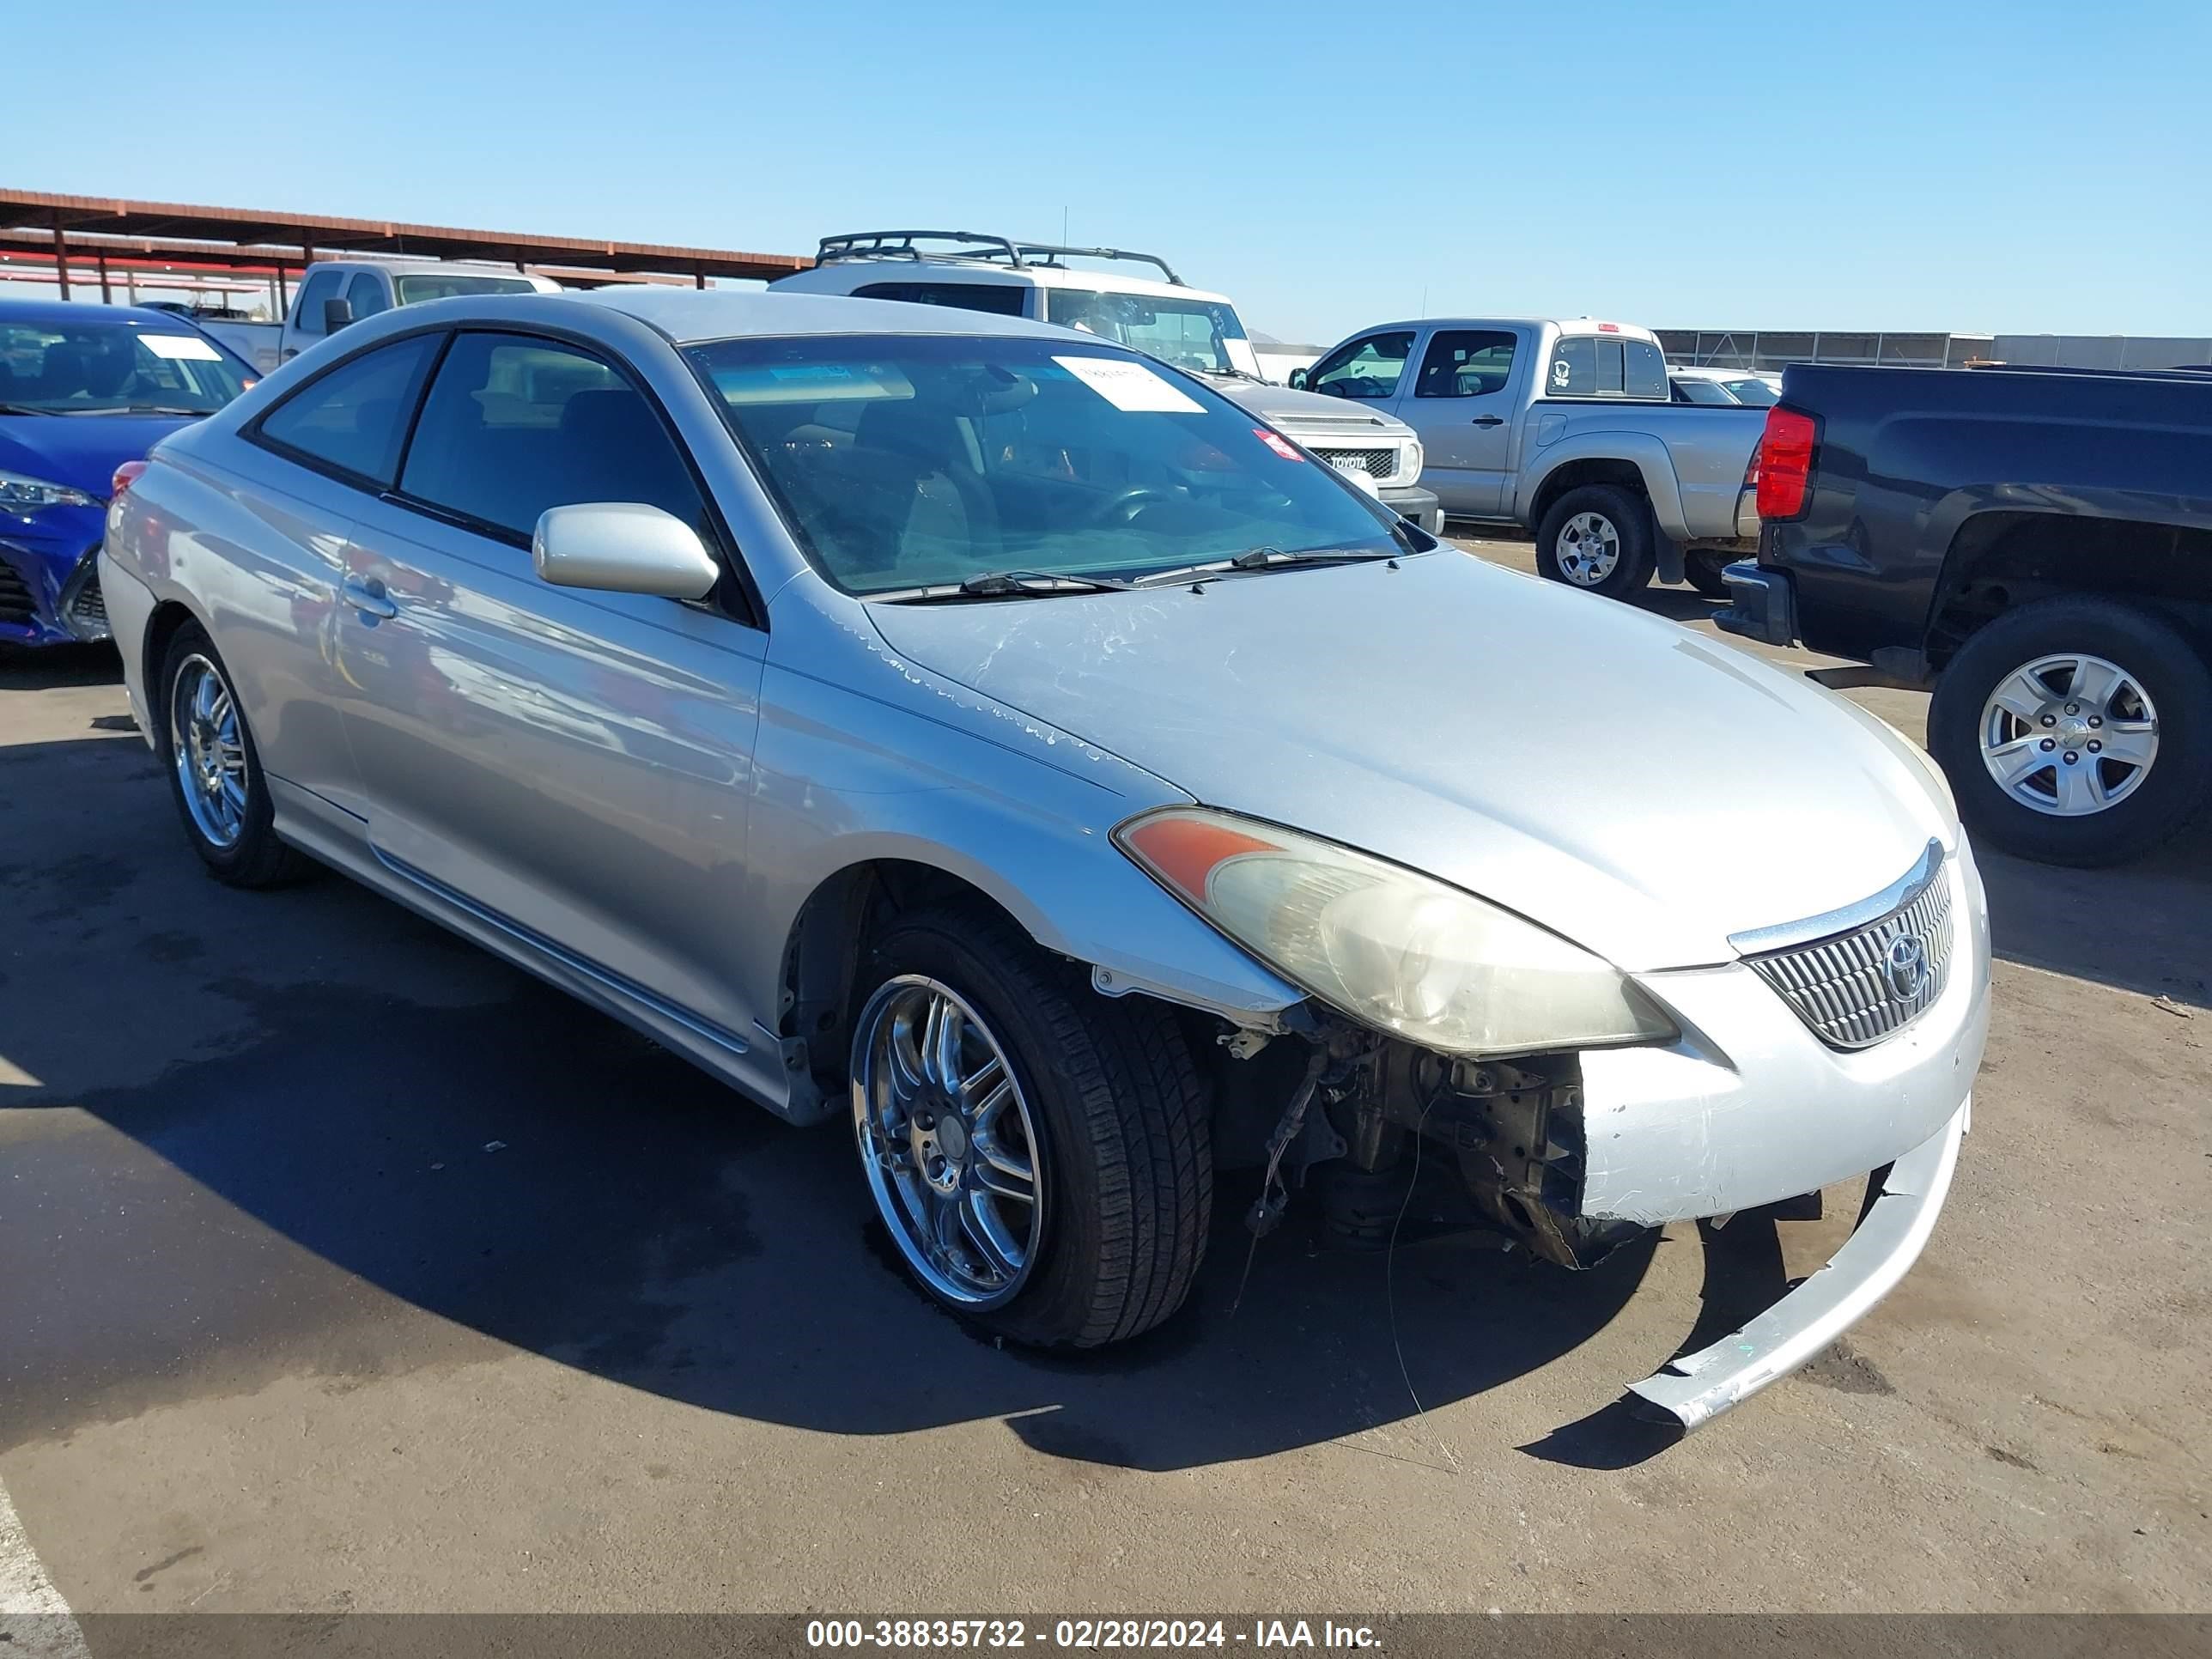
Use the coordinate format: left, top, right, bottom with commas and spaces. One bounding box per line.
398, 331, 712, 545
345, 272, 392, 321
1414, 330, 1517, 398
254, 333, 441, 487
854, 282, 1027, 317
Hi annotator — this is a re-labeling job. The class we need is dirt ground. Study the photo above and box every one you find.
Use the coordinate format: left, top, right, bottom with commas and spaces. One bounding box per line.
0, 536, 2205, 1617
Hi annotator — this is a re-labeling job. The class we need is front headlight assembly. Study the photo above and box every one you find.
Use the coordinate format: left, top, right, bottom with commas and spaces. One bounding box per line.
0, 471, 100, 510
1115, 807, 1675, 1058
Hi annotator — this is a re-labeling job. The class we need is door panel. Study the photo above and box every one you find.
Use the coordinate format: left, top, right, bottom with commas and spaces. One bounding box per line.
331, 328, 769, 1042
1401, 328, 1524, 516
337, 499, 767, 1041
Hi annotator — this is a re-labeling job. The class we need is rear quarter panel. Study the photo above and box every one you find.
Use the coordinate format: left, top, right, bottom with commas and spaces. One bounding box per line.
104, 429, 371, 818
1516, 403, 1764, 540
1771, 366, 2212, 662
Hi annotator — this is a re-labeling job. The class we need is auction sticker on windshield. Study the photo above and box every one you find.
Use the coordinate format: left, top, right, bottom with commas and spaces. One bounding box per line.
139, 333, 225, 362
1054, 356, 1205, 414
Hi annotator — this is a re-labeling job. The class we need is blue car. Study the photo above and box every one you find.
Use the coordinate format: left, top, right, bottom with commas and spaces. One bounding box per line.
1, 299, 257, 647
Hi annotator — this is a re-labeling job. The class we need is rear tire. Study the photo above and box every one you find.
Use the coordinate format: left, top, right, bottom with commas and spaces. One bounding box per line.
1535, 485, 1656, 599
1928, 596, 2212, 866
157, 623, 312, 888
849, 906, 1212, 1349
1683, 549, 1735, 598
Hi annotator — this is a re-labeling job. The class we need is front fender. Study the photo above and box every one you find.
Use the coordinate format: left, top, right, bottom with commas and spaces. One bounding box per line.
738, 599, 1304, 1063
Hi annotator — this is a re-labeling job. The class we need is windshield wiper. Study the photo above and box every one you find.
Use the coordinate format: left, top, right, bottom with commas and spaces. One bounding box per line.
0, 402, 57, 416
55, 404, 209, 417
873, 569, 1139, 604
1133, 545, 1401, 588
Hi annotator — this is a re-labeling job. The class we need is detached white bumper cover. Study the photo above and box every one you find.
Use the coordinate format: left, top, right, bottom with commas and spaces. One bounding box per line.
1628, 1097, 1967, 1431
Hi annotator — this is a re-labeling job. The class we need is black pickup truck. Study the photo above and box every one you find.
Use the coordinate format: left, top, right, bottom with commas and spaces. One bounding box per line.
1718, 362, 2212, 866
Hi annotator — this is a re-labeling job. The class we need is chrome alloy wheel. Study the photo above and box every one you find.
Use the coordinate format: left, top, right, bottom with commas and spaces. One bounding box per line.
852, 975, 1042, 1309
1554, 511, 1621, 586
1979, 652, 2160, 817
169, 653, 248, 848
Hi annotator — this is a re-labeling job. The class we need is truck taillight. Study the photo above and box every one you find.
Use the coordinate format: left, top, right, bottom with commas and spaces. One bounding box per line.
1753, 407, 1816, 520
111, 460, 149, 499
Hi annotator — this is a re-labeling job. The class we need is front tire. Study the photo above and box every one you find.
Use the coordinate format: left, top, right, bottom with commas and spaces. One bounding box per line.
1928, 596, 2212, 866
849, 907, 1212, 1348
158, 623, 311, 888
1534, 485, 1656, 599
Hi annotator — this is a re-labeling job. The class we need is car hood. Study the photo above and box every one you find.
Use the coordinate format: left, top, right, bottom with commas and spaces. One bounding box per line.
0, 414, 199, 499
865, 553, 1954, 972
1200, 374, 1414, 439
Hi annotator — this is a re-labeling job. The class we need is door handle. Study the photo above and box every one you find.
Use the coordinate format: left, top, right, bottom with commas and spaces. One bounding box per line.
1471, 416, 1505, 427
343, 574, 398, 622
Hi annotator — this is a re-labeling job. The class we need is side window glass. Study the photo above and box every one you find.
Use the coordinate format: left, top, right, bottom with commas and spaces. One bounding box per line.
293, 270, 343, 336
1310, 331, 1413, 400
346, 273, 392, 320
855, 282, 1027, 318
1625, 339, 1666, 398
1546, 336, 1595, 398
1414, 330, 1518, 398
398, 331, 712, 546
254, 333, 441, 486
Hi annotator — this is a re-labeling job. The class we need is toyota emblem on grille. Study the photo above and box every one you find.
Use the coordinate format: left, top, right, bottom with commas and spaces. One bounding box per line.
1883, 933, 1930, 1000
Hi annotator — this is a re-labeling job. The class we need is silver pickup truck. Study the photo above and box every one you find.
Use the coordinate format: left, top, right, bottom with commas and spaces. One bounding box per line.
1294, 318, 1764, 598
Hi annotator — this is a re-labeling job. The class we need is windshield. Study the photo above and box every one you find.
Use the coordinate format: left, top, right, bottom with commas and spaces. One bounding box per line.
687, 334, 1408, 595
1042, 289, 1254, 376
1722, 377, 1779, 405
392, 273, 541, 302
0, 317, 252, 414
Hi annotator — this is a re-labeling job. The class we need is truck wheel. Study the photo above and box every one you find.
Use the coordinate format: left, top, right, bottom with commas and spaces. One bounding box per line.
1684, 550, 1735, 598
1535, 486, 1656, 599
1928, 597, 2212, 866
848, 906, 1212, 1349
158, 622, 313, 888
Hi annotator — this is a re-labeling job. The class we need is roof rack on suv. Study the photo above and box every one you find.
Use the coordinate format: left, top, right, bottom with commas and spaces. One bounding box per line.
813, 231, 1184, 286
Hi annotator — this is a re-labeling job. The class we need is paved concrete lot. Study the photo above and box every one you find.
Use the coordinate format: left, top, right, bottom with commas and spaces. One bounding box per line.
2, 538, 2206, 1615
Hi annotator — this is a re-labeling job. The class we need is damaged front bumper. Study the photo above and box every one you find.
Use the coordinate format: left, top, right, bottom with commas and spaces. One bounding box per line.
1628, 1097, 1967, 1430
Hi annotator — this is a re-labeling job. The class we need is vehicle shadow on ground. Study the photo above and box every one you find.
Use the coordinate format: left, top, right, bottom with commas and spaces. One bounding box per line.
4, 948, 1687, 1474
0, 641, 123, 690
0, 730, 1715, 1474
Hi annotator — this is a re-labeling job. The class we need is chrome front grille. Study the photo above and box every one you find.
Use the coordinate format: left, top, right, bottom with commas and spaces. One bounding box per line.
1313, 447, 1395, 479
1741, 848, 1955, 1049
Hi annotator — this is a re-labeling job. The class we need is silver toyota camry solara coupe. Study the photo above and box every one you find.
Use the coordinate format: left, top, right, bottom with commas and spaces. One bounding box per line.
100, 289, 1990, 1427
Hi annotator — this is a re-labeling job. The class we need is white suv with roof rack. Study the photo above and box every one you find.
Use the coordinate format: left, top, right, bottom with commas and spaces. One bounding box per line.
773, 232, 1442, 534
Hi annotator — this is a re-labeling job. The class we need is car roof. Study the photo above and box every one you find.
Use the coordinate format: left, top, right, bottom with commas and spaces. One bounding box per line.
569, 286, 1079, 344
0, 297, 221, 330
783, 258, 1232, 307
1356, 317, 1662, 343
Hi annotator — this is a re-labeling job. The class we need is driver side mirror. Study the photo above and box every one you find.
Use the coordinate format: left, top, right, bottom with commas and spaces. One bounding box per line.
322, 297, 355, 333
1287, 367, 1310, 390
532, 503, 720, 600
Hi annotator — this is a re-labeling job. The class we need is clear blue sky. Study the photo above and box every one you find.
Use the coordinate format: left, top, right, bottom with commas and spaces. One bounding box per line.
15, 0, 2208, 344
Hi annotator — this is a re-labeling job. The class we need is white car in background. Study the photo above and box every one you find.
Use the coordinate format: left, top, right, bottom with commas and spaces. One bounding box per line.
1669, 365, 1782, 405
773, 232, 1442, 534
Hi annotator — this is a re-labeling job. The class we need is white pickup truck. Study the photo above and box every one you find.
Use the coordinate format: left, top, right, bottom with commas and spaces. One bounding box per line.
773, 232, 1444, 535
1294, 318, 1764, 598
198, 259, 562, 374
